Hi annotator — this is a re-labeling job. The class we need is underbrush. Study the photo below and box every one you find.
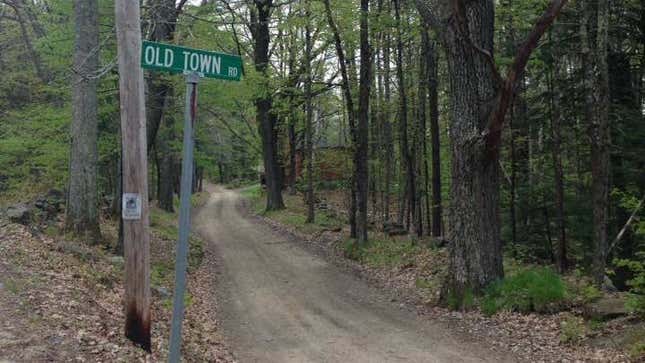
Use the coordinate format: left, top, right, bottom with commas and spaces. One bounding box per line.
480, 267, 567, 316
342, 237, 422, 268
246, 187, 345, 235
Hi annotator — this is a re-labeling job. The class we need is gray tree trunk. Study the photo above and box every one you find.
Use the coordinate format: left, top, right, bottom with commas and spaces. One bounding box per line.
253, 0, 285, 211
582, 0, 611, 286
427, 38, 442, 237
304, 0, 315, 223
66, 0, 101, 243
440, 0, 503, 299
356, 0, 371, 245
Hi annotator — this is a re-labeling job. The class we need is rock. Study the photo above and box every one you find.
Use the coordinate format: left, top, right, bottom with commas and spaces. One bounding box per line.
584, 294, 629, 320
6, 204, 31, 225
602, 275, 618, 293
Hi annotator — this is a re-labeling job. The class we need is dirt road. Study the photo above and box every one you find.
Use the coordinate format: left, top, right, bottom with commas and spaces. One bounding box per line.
194, 187, 514, 363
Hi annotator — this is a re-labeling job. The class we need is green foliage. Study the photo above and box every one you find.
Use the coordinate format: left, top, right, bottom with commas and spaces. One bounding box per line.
358, 238, 421, 268
151, 261, 174, 287
614, 257, 645, 318
580, 285, 603, 304
559, 314, 587, 344
447, 288, 476, 311
0, 105, 70, 202
481, 267, 567, 315
342, 239, 362, 261
240, 184, 263, 200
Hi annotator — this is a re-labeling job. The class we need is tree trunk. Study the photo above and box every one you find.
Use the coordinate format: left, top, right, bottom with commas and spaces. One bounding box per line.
427, 38, 442, 237
591, 0, 611, 286
253, 0, 285, 211
145, 0, 181, 151
356, 0, 371, 245
394, 0, 415, 234
323, 0, 357, 237
418, 30, 430, 237
441, 1, 503, 299
383, 30, 393, 223
288, 100, 297, 195
304, 0, 315, 223
157, 89, 175, 212
66, 0, 101, 243
549, 49, 567, 273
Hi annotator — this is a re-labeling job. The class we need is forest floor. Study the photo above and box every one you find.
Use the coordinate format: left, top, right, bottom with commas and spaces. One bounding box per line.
243, 185, 643, 362
0, 192, 235, 362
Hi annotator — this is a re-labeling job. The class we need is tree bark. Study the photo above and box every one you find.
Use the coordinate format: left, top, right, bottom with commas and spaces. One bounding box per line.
418, 29, 430, 237
549, 50, 567, 273
66, 0, 101, 243
356, 0, 371, 245
394, 0, 416, 234
416, 0, 567, 302
323, 0, 357, 237
383, 28, 393, 223
253, 0, 285, 211
427, 37, 442, 237
304, 0, 315, 223
581, 0, 611, 286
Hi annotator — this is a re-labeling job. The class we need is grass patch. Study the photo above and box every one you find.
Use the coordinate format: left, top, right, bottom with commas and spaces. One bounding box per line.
2, 278, 22, 294
240, 184, 262, 200
191, 191, 210, 208
481, 267, 567, 316
248, 189, 345, 236
341, 237, 422, 269
150, 207, 179, 241
151, 260, 174, 287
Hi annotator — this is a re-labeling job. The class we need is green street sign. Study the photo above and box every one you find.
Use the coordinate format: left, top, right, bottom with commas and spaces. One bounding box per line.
141, 40, 242, 81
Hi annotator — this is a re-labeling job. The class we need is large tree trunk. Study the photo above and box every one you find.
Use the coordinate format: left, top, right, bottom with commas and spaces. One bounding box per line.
441, 1, 503, 299
66, 0, 101, 243
383, 30, 393, 223
304, 0, 315, 223
427, 38, 442, 237
253, 0, 285, 211
356, 0, 371, 245
418, 30, 430, 237
145, 0, 181, 210
394, 0, 416, 234
582, 0, 611, 286
416, 0, 567, 302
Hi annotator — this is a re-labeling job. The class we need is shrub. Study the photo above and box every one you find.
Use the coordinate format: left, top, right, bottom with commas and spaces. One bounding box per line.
342, 239, 363, 261
614, 256, 645, 318
560, 314, 587, 344
481, 267, 567, 315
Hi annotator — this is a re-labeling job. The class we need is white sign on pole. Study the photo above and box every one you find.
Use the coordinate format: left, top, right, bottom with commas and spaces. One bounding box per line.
122, 193, 142, 220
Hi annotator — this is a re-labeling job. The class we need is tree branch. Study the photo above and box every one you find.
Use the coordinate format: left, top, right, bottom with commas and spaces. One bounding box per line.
486, 0, 569, 154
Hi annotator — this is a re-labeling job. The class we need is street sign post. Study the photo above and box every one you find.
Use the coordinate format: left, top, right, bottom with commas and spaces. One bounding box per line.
141, 41, 242, 363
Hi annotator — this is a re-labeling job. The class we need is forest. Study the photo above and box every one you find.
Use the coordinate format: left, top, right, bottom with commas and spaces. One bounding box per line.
0, 0, 644, 361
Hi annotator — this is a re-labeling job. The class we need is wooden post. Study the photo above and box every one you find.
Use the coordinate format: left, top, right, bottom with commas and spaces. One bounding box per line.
115, 0, 151, 351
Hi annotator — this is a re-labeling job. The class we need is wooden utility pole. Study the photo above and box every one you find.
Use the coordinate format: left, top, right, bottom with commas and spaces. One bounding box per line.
115, 0, 151, 351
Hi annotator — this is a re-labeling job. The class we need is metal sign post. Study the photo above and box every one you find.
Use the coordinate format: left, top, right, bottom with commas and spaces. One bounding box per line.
140, 40, 241, 362
168, 72, 200, 363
